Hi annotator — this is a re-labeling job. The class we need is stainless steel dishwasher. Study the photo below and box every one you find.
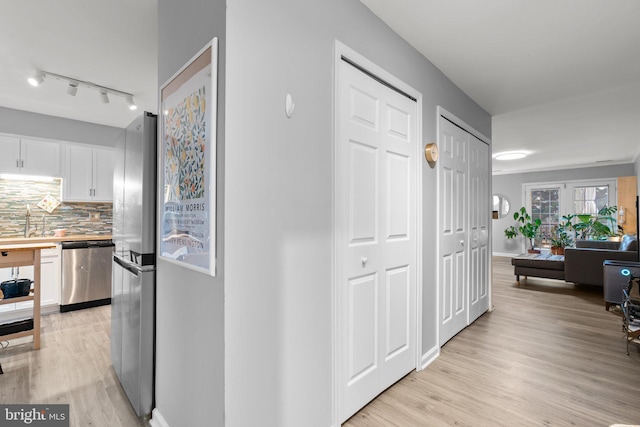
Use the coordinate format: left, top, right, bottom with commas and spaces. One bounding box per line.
60, 240, 115, 312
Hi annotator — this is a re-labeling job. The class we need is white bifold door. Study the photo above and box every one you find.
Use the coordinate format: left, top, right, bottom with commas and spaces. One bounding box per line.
336, 59, 418, 423
438, 117, 490, 346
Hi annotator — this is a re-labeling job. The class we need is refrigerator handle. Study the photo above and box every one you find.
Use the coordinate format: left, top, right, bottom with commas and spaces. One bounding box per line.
113, 254, 142, 276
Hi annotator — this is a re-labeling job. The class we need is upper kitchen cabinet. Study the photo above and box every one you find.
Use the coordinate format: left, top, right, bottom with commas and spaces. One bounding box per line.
0, 135, 62, 176
63, 144, 114, 202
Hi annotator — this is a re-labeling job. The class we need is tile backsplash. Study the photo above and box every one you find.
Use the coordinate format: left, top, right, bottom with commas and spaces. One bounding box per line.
0, 178, 112, 237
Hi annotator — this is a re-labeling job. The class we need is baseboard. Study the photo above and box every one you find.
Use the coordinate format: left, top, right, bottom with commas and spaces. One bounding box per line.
420, 345, 440, 370
150, 409, 170, 427
493, 252, 519, 258
0, 303, 59, 324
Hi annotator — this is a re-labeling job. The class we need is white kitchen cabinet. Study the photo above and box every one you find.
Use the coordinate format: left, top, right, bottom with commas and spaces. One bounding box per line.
0, 135, 61, 176
63, 144, 114, 202
0, 246, 61, 321
0, 135, 21, 172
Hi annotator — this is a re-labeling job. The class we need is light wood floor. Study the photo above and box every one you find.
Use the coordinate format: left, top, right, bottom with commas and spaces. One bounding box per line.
2, 258, 639, 426
345, 256, 640, 427
0, 305, 148, 427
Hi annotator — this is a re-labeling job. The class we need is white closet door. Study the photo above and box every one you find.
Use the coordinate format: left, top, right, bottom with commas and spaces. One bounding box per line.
469, 135, 490, 323
438, 119, 468, 346
337, 59, 417, 422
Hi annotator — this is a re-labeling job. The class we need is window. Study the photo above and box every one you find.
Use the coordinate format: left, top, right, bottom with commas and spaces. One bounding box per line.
573, 185, 609, 215
530, 188, 560, 247
523, 179, 617, 250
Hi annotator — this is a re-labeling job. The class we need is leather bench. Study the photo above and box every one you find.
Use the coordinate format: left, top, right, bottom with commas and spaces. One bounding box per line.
511, 253, 565, 283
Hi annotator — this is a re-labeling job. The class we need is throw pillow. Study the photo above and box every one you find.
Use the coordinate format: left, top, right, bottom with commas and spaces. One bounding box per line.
620, 234, 638, 252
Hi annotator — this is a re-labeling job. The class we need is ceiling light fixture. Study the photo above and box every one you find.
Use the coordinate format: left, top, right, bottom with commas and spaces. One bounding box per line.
27, 71, 45, 87
495, 152, 527, 161
66, 82, 78, 96
28, 69, 137, 110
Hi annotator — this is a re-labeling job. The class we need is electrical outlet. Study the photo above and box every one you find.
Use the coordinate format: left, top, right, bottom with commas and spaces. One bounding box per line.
89, 212, 101, 221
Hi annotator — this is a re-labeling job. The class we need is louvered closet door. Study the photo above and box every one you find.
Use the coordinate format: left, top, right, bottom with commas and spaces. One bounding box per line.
438, 119, 468, 346
337, 59, 417, 423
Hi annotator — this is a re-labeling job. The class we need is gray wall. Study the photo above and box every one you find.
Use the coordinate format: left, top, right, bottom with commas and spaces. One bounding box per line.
224, 1, 490, 426
636, 155, 640, 191
0, 106, 122, 147
492, 163, 636, 255
156, 0, 225, 426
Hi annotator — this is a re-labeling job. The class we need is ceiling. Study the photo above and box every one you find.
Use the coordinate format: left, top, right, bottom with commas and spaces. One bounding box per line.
0, 0, 157, 129
361, 0, 640, 174
1, 1, 638, 175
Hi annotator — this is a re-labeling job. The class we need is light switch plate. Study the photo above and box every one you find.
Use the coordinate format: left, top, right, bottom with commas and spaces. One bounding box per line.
89, 212, 101, 221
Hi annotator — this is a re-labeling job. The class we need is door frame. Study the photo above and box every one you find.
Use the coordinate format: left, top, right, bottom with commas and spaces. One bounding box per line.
332, 40, 423, 426
435, 106, 492, 347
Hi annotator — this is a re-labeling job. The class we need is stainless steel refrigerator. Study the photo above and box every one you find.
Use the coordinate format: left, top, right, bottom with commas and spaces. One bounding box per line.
111, 112, 157, 418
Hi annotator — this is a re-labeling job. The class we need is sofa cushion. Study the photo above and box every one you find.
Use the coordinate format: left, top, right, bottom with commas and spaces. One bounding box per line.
619, 234, 638, 252
576, 240, 619, 250
511, 253, 565, 271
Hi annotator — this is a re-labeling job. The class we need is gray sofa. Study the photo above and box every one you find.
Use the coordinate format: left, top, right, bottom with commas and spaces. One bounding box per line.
564, 235, 638, 287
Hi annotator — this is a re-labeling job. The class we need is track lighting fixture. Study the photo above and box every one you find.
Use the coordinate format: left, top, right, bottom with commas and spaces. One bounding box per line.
66, 82, 78, 96
125, 95, 138, 111
28, 69, 137, 110
28, 71, 45, 87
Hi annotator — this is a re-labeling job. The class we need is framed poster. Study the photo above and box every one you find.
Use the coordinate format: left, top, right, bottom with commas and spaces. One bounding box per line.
159, 38, 217, 276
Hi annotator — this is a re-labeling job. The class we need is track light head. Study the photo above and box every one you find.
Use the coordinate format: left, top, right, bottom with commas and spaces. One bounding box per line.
28, 71, 45, 87
126, 96, 138, 111
66, 82, 78, 96
99, 91, 109, 104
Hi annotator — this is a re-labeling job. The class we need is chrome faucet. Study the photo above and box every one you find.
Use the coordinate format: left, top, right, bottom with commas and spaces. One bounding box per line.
24, 204, 37, 238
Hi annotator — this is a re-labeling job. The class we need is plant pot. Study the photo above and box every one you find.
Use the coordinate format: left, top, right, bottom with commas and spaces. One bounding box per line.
551, 247, 565, 255
528, 249, 541, 254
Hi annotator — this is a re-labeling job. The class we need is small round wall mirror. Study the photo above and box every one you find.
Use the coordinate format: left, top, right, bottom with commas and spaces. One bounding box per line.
492, 194, 510, 219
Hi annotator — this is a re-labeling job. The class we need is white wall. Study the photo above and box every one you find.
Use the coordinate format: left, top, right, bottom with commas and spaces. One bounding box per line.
225, 1, 490, 426
492, 163, 636, 255
0, 106, 122, 147
156, 0, 225, 426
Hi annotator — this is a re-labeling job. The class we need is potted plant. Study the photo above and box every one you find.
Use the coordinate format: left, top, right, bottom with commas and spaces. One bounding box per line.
564, 206, 618, 241
505, 207, 542, 253
549, 224, 574, 255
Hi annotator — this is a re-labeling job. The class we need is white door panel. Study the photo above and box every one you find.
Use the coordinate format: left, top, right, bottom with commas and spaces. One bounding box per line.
469, 136, 490, 322
338, 60, 417, 422
439, 119, 468, 346
439, 117, 490, 344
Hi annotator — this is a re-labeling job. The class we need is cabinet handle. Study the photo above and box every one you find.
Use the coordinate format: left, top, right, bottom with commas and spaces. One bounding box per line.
21, 159, 24, 168
16, 159, 19, 168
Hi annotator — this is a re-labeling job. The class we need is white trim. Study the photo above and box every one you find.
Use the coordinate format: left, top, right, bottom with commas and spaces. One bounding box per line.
332, 39, 423, 427
150, 409, 170, 427
492, 160, 634, 176
420, 346, 440, 370
493, 251, 520, 258
488, 142, 494, 314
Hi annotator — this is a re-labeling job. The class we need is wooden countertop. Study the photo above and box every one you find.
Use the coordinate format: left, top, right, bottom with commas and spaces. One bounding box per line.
0, 242, 57, 251
0, 234, 112, 246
